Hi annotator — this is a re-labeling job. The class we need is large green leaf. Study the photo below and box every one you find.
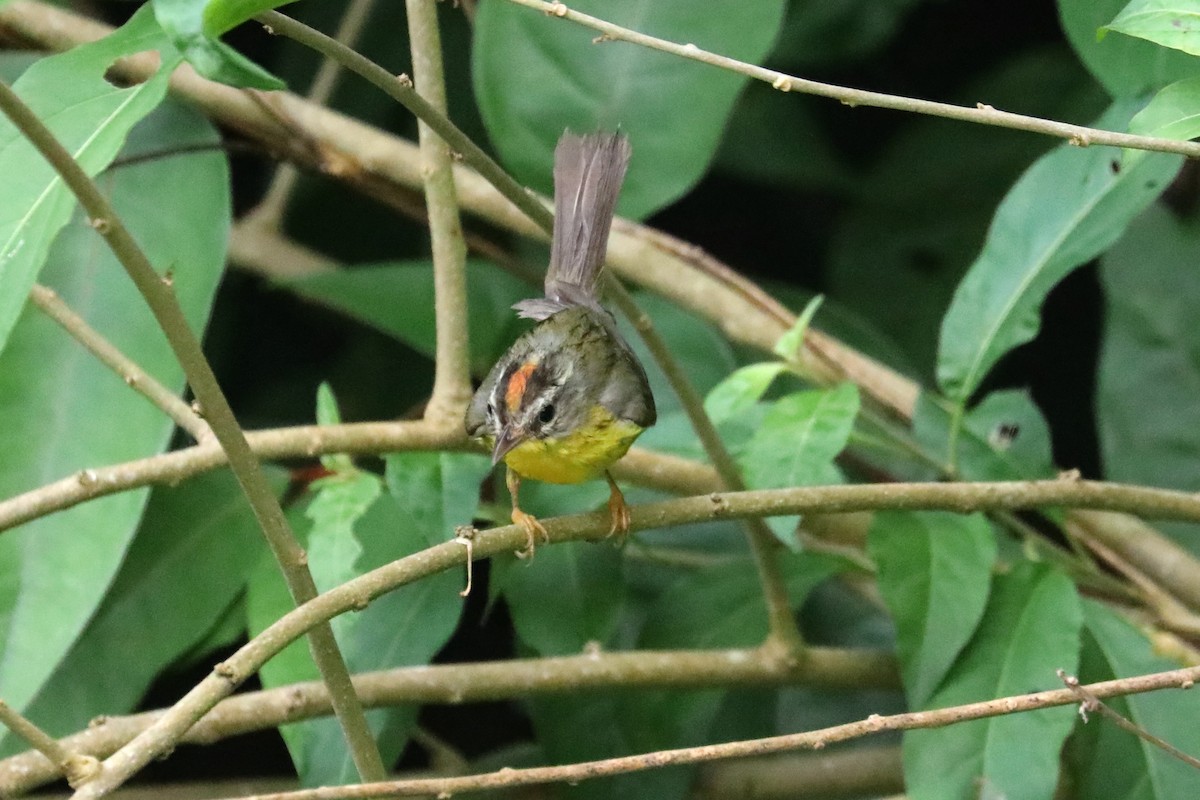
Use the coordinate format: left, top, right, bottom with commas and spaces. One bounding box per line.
868, 511, 997, 708
0, 99, 228, 716
1059, 0, 1200, 97
0, 5, 182, 356
472, 0, 788, 219
903, 564, 1082, 800
1105, 0, 1200, 57
249, 453, 484, 785
936, 101, 1181, 404
2, 470, 275, 755
1069, 601, 1200, 799
1097, 204, 1200, 552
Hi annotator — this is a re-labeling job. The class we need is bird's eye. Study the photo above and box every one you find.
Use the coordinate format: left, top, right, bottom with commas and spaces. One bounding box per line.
486, 401, 496, 419
538, 403, 556, 424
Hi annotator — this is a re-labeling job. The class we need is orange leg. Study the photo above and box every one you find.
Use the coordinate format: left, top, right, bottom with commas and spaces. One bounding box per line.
605, 471, 631, 542
507, 467, 547, 558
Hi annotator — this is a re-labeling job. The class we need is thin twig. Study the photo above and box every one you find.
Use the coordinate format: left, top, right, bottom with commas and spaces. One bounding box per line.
0, 79, 386, 795
28, 284, 211, 442
0, 700, 99, 788
256, 9, 554, 233
402, 0, 473, 423
206, 665, 1200, 800
1059, 669, 1200, 771
0, 422, 712, 533
248, 0, 376, 229
506, 0, 1200, 160
607, 282, 804, 654
0, 645, 895, 794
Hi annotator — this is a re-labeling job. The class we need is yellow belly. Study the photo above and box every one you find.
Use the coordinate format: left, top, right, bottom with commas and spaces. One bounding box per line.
503, 407, 644, 484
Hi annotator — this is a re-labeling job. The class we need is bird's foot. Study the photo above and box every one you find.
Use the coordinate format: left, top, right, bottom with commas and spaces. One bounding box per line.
512, 507, 548, 559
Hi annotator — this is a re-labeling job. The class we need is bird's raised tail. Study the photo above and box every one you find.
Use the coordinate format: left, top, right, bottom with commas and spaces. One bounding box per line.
514, 131, 631, 321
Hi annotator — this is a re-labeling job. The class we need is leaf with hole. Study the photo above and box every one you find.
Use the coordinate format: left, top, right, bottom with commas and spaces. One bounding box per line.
0, 5, 183, 357
0, 97, 228, 721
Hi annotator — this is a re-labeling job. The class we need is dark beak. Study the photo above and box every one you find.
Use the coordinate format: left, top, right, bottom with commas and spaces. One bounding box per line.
492, 427, 523, 465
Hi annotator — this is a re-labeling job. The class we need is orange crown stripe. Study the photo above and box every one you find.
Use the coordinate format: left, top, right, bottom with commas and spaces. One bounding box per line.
505, 361, 537, 414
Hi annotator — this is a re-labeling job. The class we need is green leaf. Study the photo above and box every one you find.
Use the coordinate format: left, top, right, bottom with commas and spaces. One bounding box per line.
284, 260, 531, 377
1069, 601, 1200, 799
915, 389, 1057, 481
868, 511, 998, 708
773, 294, 823, 360
152, 0, 285, 89
587, 554, 847, 800
2, 470, 274, 754
1097, 204, 1200, 553
936, 101, 1181, 404
1059, 0, 1200, 97
0, 97, 228, 716
473, 0, 788, 219
304, 470, 378, 638
1105, 0, 1200, 57
384, 451, 493, 549
903, 564, 1082, 800
610, 553, 848, 792
202, 0, 299, 36
639, 552, 847, 650
498, 541, 625, 656
741, 383, 859, 542
314, 382, 352, 473
703, 362, 785, 425
1128, 75, 1200, 145
251, 451, 485, 785
0, 5, 182, 356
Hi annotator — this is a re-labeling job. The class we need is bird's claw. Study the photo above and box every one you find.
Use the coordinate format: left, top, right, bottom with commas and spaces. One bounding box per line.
512, 508, 548, 559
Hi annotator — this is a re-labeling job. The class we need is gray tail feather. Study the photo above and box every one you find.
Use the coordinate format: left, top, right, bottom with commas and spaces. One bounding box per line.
543, 131, 630, 309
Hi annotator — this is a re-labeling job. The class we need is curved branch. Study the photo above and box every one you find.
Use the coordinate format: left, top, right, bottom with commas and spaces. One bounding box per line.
211, 664, 1200, 799
0, 645, 896, 794
64, 477, 1200, 796
505, 0, 1200, 160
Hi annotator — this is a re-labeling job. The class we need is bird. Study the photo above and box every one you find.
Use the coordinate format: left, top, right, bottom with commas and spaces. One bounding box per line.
465, 131, 656, 556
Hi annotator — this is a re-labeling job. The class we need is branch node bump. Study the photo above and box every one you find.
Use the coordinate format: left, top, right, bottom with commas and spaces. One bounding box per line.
88, 217, 111, 234
771, 75, 791, 92
63, 755, 101, 789
548, 2, 568, 17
